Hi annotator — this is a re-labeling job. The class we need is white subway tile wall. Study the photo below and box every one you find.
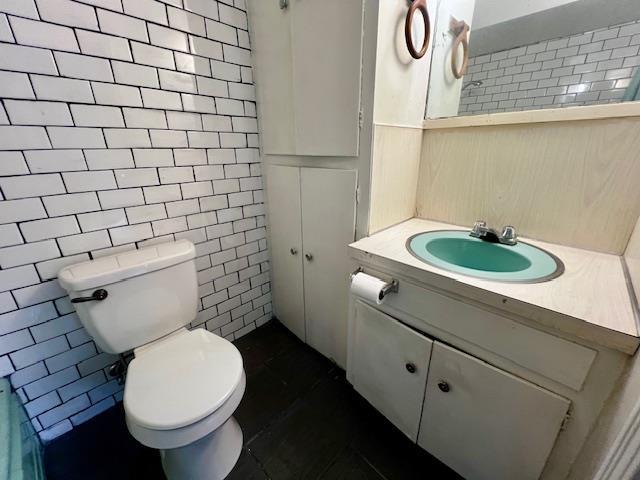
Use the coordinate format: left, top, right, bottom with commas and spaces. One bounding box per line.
459, 19, 640, 115
0, 0, 271, 441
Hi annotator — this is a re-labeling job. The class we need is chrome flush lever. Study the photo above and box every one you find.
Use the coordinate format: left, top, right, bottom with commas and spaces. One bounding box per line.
71, 289, 108, 303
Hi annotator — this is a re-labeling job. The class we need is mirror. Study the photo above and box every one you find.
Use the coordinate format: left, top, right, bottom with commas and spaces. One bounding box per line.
425, 0, 640, 119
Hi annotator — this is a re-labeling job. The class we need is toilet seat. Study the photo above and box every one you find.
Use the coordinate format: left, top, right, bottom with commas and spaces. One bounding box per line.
123, 328, 245, 449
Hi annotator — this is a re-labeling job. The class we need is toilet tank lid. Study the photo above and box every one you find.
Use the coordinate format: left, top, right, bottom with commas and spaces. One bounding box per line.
58, 240, 195, 292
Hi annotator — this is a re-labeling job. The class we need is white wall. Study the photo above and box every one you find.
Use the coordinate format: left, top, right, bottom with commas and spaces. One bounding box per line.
473, 0, 580, 30
0, 0, 271, 442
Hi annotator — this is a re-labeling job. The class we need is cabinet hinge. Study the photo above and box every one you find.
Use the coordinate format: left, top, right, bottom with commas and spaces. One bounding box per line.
560, 406, 573, 431
358, 110, 364, 129
356, 186, 361, 204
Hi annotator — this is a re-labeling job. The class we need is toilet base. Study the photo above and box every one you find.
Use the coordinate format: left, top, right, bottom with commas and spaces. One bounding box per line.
160, 416, 243, 480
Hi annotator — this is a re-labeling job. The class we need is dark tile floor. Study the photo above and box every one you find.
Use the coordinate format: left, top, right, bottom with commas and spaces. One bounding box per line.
45, 320, 460, 479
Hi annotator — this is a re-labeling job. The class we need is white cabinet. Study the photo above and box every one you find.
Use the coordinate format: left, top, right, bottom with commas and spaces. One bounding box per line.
419, 342, 570, 480
266, 165, 357, 366
248, 0, 363, 157
348, 301, 433, 441
346, 304, 571, 480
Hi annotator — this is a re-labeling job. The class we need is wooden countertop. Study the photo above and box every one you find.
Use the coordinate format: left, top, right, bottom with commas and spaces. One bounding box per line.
349, 218, 640, 354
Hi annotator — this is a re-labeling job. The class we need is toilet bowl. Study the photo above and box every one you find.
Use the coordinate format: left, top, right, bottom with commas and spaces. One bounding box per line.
58, 240, 245, 480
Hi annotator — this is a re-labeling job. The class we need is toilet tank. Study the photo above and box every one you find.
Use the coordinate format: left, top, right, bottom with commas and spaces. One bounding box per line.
58, 240, 198, 354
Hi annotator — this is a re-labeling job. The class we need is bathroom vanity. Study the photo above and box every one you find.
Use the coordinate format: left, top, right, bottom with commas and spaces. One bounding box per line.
347, 218, 639, 480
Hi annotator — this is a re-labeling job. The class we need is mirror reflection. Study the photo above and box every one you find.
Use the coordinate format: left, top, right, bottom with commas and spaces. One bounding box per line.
426, 0, 640, 119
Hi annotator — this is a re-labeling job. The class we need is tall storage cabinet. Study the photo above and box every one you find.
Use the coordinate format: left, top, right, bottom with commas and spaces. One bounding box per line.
248, 0, 364, 156
266, 166, 357, 367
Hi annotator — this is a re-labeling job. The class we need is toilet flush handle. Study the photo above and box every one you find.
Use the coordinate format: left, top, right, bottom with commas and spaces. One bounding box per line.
71, 289, 108, 303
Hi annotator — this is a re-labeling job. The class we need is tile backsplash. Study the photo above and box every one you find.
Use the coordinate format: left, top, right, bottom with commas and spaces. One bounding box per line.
0, 0, 271, 441
460, 19, 640, 115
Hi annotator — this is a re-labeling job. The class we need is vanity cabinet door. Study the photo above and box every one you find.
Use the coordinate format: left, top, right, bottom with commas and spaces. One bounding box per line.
347, 301, 433, 441
419, 342, 570, 480
265, 165, 305, 340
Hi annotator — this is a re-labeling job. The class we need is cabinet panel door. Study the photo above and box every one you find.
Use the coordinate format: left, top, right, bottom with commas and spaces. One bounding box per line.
265, 166, 305, 340
290, 0, 363, 156
246, 1, 296, 155
419, 342, 570, 480
301, 167, 357, 367
348, 301, 433, 441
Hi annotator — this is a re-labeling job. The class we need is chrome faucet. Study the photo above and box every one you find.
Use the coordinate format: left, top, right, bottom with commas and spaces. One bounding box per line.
470, 221, 518, 246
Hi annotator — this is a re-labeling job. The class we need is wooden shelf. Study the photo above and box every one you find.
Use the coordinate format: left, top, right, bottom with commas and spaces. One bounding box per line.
423, 102, 640, 130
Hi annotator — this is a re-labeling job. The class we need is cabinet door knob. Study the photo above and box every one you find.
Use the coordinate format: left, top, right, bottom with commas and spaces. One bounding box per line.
405, 363, 416, 374
437, 380, 450, 393
290, 248, 298, 255
305, 253, 313, 261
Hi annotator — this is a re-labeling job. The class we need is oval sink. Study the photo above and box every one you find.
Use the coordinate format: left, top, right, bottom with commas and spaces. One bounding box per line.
406, 230, 563, 283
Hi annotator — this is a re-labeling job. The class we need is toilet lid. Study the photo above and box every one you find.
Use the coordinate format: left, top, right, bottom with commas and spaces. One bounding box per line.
123, 328, 243, 430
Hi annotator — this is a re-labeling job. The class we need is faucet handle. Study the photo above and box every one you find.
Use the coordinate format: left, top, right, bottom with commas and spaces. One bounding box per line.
500, 225, 517, 244
471, 220, 486, 236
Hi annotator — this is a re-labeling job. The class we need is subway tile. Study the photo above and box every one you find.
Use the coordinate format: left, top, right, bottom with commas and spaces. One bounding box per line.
168, 6, 206, 36
0, 14, 12, 43
0, 240, 60, 269
39, 394, 90, 428
31, 313, 81, 342
115, 168, 159, 187
98, 188, 144, 208
112, 61, 160, 88
0, 43, 58, 75
131, 42, 176, 69
0, 173, 66, 199
76, 0, 123, 11
143, 184, 181, 203
206, 19, 237, 45
223, 45, 251, 66
36, 253, 89, 280
70, 396, 115, 426
5, 100, 73, 126
58, 371, 106, 402
43, 192, 101, 216
167, 111, 202, 130
83, 150, 131, 176
152, 216, 187, 235
109, 223, 153, 245
20, 216, 80, 242
25, 391, 62, 418
9, 16, 79, 52
0, 1, 40, 19
188, 131, 219, 148
159, 166, 194, 184
175, 52, 212, 76
0, 126, 51, 150
13, 279, 66, 308
77, 208, 126, 232
127, 204, 167, 224
166, 198, 199, 217
0, 152, 28, 176
141, 88, 183, 110
54, 52, 114, 82
149, 24, 189, 52
197, 76, 228, 96
123, 108, 167, 129
58, 230, 111, 255
39, 420, 73, 442
0, 224, 24, 248
122, 0, 168, 25
70, 104, 125, 128
182, 93, 216, 113
62, 170, 117, 193
91, 82, 142, 107
87, 379, 120, 403
36, 0, 99, 29
77, 351, 117, 376
0, 198, 47, 223
210, 60, 241, 81
0, 72, 35, 99
25, 150, 87, 173
149, 129, 188, 148
11, 336, 69, 370
218, 3, 247, 29
47, 127, 106, 149
132, 148, 174, 167
189, 36, 223, 60
159, 69, 198, 93
104, 129, 151, 148
97, 8, 149, 41
203, 115, 232, 132
174, 149, 207, 165
11, 361, 49, 389
31, 75, 94, 103
183, 0, 218, 20
77, 29, 132, 61
0, 265, 39, 293
182, 181, 213, 199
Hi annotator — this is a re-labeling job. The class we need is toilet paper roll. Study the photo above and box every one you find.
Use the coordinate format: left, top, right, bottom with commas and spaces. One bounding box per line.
350, 272, 389, 305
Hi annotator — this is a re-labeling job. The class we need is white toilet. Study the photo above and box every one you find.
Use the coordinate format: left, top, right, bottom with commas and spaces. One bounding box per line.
58, 240, 246, 480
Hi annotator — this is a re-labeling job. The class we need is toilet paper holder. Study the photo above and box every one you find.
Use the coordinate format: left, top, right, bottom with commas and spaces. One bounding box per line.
350, 267, 399, 299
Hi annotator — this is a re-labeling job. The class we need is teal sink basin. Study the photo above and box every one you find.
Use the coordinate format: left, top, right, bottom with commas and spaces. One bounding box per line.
407, 230, 564, 283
